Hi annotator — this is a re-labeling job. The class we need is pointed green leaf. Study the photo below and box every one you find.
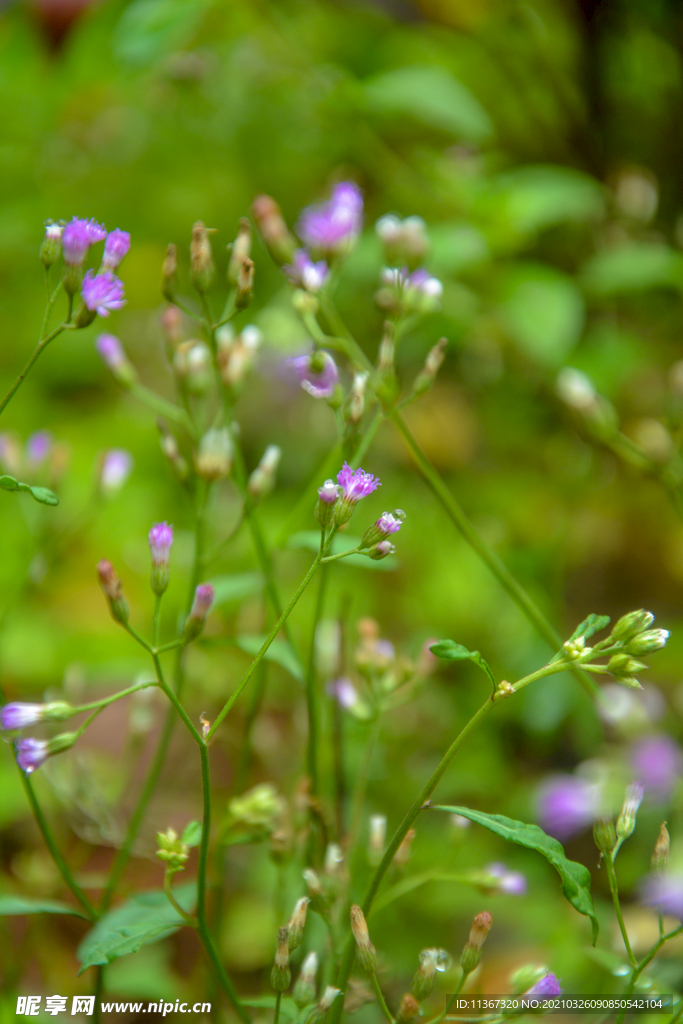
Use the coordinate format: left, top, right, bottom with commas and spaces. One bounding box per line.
77, 884, 196, 973
429, 640, 496, 693
180, 821, 202, 847
28, 485, 59, 506
0, 896, 89, 919
568, 614, 611, 643
208, 572, 263, 608
236, 635, 303, 682
432, 805, 598, 943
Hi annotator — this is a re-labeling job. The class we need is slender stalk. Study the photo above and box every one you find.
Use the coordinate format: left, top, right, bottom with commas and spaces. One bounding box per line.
431, 971, 468, 1024
0, 324, 69, 418
163, 875, 196, 927
128, 382, 196, 436
614, 922, 683, 1024
346, 715, 382, 854
20, 772, 96, 919
153, 594, 162, 648
369, 973, 394, 1023
207, 552, 323, 741
74, 679, 158, 714
305, 534, 328, 794
604, 855, 636, 967
273, 992, 282, 1024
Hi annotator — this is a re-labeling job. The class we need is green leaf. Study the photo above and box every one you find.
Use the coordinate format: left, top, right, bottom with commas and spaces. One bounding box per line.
432, 805, 599, 943
180, 821, 202, 847
581, 243, 683, 296
497, 263, 584, 367
429, 640, 496, 693
113, 0, 210, 67
236, 636, 303, 682
0, 896, 89, 919
568, 614, 611, 643
363, 66, 494, 143
208, 572, 263, 608
287, 531, 397, 571
0, 475, 59, 505
0, 474, 19, 491
77, 884, 196, 973
487, 166, 605, 239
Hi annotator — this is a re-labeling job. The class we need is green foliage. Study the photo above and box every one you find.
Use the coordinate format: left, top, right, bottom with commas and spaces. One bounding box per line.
0, 474, 59, 505
0, 896, 89, 918
429, 639, 496, 693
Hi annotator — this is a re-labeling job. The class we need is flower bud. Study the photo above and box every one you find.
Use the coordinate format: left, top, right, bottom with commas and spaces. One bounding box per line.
160, 303, 183, 351
309, 987, 341, 1019
651, 821, 670, 873
368, 814, 386, 866
228, 218, 252, 284
184, 584, 215, 642
174, 341, 212, 395
251, 194, 296, 265
148, 522, 173, 596
97, 559, 128, 624
248, 445, 281, 500
394, 828, 416, 867
162, 243, 178, 302
314, 479, 339, 526
460, 911, 492, 975
194, 428, 233, 481
190, 221, 215, 294
626, 629, 670, 655
16, 731, 77, 774
350, 905, 377, 974
414, 338, 448, 396
1, 701, 74, 731
102, 229, 130, 272
40, 221, 63, 268
156, 827, 190, 873
293, 951, 318, 1008
593, 817, 616, 856
413, 949, 451, 1002
287, 896, 309, 952
616, 782, 644, 842
396, 994, 420, 1024
346, 372, 368, 426
367, 540, 396, 560
610, 609, 655, 642
361, 509, 405, 549
96, 334, 137, 385
271, 926, 291, 992
235, 257, 254, 311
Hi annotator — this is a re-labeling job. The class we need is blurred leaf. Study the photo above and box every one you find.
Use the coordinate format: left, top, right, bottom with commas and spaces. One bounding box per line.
180, 821, 202, 847
0, 476, 59, 505
236, 636, 303, 682
287, 531, 397, 571
581, 243, 683, 295
498, 264, 584, 367
0, 475, 18, 492
433, 805, 599, 943
488, 166, 605, 238
568, 614, 611, 643
0, 896, 88, 919
209, 572, 264, 608
363, 66, 494, 142
113, 0, 210, 66
77, 884, 196, 973
430, 639, 495, 692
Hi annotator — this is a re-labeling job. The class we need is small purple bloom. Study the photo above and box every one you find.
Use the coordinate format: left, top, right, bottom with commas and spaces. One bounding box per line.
102, 229, 131, 271
44, 222, 63, 242
190, 583, 215, 620
16, 738, 49, 774
405, 268, 443, 299
62, 217, 106, 266
100, 449, 133, 493
26, 430, 52, 464
1, 703, 45, 730
376, 510, 405, 535
524, 973, 563, 997
337, 463, 381, 502
82, 271, 126, 318
485, 863, 527, 895
149, 522, 173, 567
288, 351, 339, 399
641, 873, 683, 920
327, 677, 359, 710
318, 480, 340, 504
297, 182, 363, 253
283, 249, 329, 292
631, 735, 683, 800
536, 775, 600, 841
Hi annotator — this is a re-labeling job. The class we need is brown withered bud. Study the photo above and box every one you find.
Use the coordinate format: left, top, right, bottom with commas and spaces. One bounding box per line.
394, 828, 416, 868
271, 926, 291, 992
651, 821, 670, 872
460, 911, 492, 975
350, 904, 378, 974
235, 257, 254, 311
162, 243, 178, 302
251, 194, 296, 265
160, 304, 183, 351
396, 994, 421, 1024
414, 337, 448, 396
97, 560, 128, 625
190, 221, 215, 294
228, 218, 252, 285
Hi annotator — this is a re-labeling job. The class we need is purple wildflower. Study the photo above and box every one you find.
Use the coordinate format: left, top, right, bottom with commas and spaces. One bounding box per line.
337, 463, 381, 502
102, 229, 130, 271
16, 738, 49, 775
283, 249, 329, 291
2, 703, 45, 730
184, 583, 215, 641
82, 270, 126, 318
100, 449, 133, 493
327, 677, 359, 710
297, 182, 363, 253
524, 973, 563, 998
318, 480, 340, 504
149, 522, 173, 567
641, 873, 683, 919
288, 351, 339, 399
376, 511, 404, 534
536, 775, 600, 841
485, 863, 527, 895
62, 217, 106, 266
631, 735, 683, 800
96, 333, 126, 369
26, 430, 52, 464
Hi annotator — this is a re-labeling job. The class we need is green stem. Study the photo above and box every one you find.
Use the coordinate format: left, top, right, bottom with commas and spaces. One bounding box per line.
20, 771, 97, 919
431, 971, 468, 1024
164, 874, 196, 927
153, 594, 162, 647
74, 680, 158, 714
128, 382, 196, 437
389, 408, 598, 697
0, 324, 68, 418
346, 715, 382, 853
305, 533, 327, 795
273, 992, 282, 1024
604, 855, 636, 967
369, 972, 394, 1023
207, 551, 323, 741
614, 922, 683, 1024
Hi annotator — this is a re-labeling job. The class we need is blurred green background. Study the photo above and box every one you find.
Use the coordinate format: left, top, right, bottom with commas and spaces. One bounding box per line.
1, 0, 683, 1013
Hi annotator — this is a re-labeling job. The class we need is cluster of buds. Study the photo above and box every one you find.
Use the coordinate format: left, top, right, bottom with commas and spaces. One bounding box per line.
217, 325, 262, 387
156, 827, 190, 875
607, 610, 670, 688
48, 217, 129, 323
228, 783, 285, 833
460, 911, 492, 976
376, 265, 443, 316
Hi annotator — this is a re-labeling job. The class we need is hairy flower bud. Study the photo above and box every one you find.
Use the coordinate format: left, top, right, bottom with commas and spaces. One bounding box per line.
97, 559, 128, 624
610, 609, 655, 642
287, 897, 309, 952
190, 221, 215, 294
460, 911, 492, 975
396, 994, 420, 1024
616, 782, 644, 842
148, 522, 173, 595
228, 218, 252, 285
350, 905, 377, 974
293, 951, 318, 1008
593, 817, 616, 856
414, 338, 448, 396
252, 194, 296, 265
651, 821, 670, 873
40, 221, 63, 268
184, 584, 215, 642
626, 629, 670, 655
271, 926, 291, 992
1, 701, 74, 731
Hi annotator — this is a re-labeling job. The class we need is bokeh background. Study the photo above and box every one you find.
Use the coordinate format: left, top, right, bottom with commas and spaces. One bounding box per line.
1, 0, 683, 1014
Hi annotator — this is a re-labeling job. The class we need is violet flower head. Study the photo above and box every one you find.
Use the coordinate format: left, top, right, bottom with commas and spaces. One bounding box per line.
524, 973, 563, 998
82, 271, 126, 318
16, 738, 49, 775
376, 510, 405, 535
327, 677, 359, 711
283, 249, 329, 292
641, 873, 683, 920
149, 522, 173, 567
96, 333, 126, 370
631, 735, 683, 800
405, 268, 443, 299
62, 217, 106, 266
100, 449, 133, 494
184, 583, 215, 641
26, 430, 52, 465
102, 229, 131, 271
337, 463, 381, 502
288, 351, 339, 399
536, 775, 600, 841
318, 480, 340, 504
485, 863, 527, 895
2, 703, 45, 731
297, 182, 363, 253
